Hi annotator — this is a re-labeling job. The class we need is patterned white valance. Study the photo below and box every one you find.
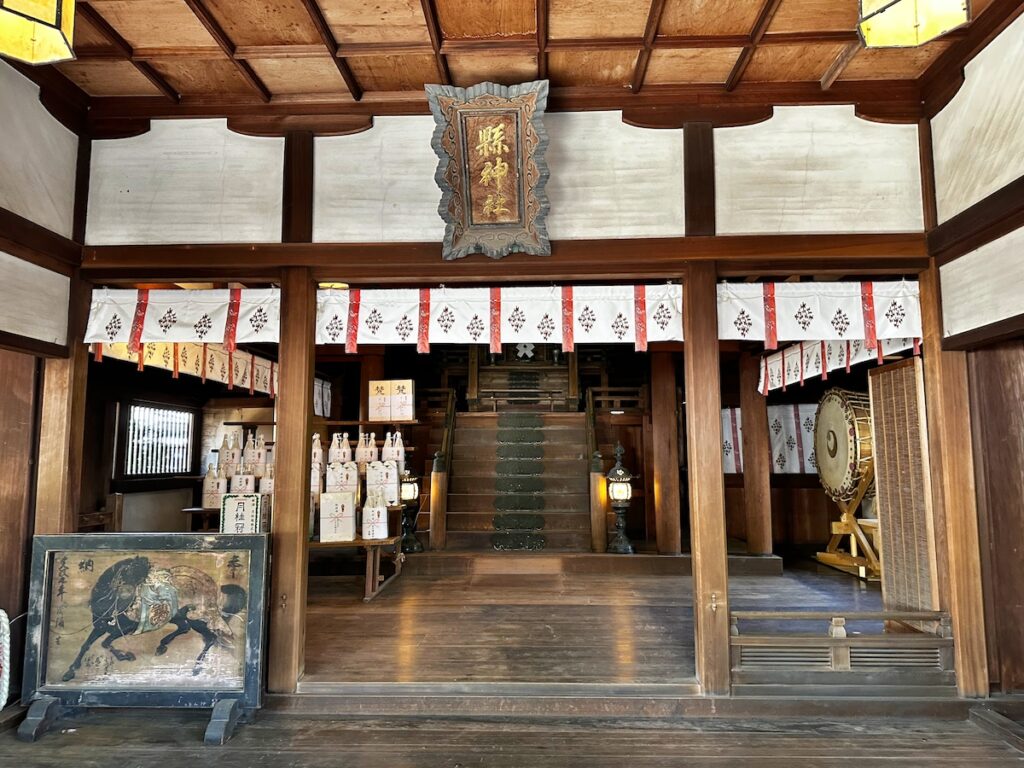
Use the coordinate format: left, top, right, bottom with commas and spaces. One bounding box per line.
758, 337, 917, 393
315, 283, 685, 353
85, 288, 281, 347
91, 341, 332, 417
718, 280, 920, 348
721, 404, 818, 475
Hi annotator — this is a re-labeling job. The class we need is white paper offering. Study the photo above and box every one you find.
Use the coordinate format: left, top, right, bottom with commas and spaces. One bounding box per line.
320, 491, 357, 542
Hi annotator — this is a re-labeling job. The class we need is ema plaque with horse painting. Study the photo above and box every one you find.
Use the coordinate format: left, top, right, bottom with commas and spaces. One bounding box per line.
18, 533, 268, 745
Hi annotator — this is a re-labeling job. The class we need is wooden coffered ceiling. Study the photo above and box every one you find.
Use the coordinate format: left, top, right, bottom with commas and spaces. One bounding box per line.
7, 0, 1024, 132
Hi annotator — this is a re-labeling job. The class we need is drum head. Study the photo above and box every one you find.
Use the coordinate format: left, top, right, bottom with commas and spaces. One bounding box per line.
815, 389, 858, 501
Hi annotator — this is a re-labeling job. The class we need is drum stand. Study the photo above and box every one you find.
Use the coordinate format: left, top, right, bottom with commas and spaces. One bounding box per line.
816, 467, 881, 580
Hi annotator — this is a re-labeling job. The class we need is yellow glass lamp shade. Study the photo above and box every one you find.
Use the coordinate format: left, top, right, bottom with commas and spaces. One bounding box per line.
608, 477, 632, 502
400, 475, 420, 503
0, 0, 74, 64
859, 0, 970, 48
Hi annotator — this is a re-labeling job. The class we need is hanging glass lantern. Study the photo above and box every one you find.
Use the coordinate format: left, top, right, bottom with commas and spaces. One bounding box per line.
0, 0, 75, 65
859, 0, 970, 48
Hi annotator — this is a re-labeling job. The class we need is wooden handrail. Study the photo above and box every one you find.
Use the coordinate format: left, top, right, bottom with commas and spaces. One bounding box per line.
731, 610, 948, 621
429, 388, 455, 551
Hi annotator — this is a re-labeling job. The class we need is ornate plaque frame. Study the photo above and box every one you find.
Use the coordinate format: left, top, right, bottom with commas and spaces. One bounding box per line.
425, 80, 550, 260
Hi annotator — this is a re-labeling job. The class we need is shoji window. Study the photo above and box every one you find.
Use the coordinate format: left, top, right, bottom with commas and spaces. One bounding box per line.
123, 403, 196, 477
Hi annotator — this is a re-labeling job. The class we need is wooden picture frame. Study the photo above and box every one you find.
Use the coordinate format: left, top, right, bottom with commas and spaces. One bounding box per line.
426, 80, 551, 261
19, 533, 268, 744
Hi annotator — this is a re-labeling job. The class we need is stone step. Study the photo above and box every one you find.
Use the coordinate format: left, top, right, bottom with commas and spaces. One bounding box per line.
456, 412, 586, 428
449, 458, 589, 477
446, 512, 591, 533
453, 428, 587, 446
448, 492, 589, 513
452, 443, 587, 461
446, 530, 593, 551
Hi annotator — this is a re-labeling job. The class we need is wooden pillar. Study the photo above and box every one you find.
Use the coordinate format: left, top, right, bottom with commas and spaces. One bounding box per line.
267, 267, 315, 694
682, 261, 731, 696
429, 451, 448, 551
35, 277, 90, 535
589, 451, 607, 553
739, 351, 772, 555
920, 264, 989, 697
651, 351, 682, 555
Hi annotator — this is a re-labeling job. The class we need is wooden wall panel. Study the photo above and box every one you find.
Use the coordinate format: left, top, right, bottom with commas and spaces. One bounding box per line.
940, 225, 1024, 339
545, 112, 684, 239
715, 105, 923, 235
0, 62, 78, 239
87, 119, 285, 245
0, 348, 38, 706
968, 340, 1024, 693
932, 13, 1024, 223
0, 251, 70, 346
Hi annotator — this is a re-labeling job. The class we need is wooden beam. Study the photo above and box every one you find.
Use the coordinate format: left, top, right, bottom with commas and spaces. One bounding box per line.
182, 0, 272, 103
77, 3, 179, 103
918, 118, 939, 232
34, 277, 90, 534
650, 351, 682, 555
623, 105, 773, 130
80, 233, 928, 283
0, 207, 81, 276
943, 313, 1024, 352
537, 0, 549, 79
682, 261, 731, 695
739, 352, 772, 555
267, 267, 315, 693
282, 132, 314, 243
296, 0, 363, 99
631, 0, 669, 92
820, 42, 861, 91
930, 173, 1024, 265
420, 0, 453, 86
920, 264, 989, 697
725, 0, 784, 92
683, 122, 715, 236
73, 138, 92, 245
0, 330, 68, 359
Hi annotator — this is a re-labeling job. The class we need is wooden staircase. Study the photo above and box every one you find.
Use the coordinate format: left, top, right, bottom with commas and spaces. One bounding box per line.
447, 411, 591, 551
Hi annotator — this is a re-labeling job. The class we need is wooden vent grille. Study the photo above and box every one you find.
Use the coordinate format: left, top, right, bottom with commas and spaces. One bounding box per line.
739, 647, 831, 668
868, 359, 939, 623
850, 647, 942, 669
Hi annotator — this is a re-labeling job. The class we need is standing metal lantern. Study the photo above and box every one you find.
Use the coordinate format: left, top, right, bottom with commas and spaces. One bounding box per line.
400, 472, 424, 554
606, 443, 634, 555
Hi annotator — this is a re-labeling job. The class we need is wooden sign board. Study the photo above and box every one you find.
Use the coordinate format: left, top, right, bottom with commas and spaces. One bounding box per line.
425, 80, 550, 260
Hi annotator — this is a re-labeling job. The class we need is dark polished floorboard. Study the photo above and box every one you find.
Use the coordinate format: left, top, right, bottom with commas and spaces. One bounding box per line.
2, 711, 1021, 766
303, 559, 882, 685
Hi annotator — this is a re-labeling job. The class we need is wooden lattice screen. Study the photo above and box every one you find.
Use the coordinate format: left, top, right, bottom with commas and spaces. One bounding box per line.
868, 358, 940, 616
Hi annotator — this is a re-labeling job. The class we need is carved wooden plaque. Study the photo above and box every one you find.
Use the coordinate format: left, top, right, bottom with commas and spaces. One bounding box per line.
425, 80, 550, 260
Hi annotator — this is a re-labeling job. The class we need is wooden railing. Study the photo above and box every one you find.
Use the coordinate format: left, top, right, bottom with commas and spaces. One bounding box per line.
589, 386, 647, 413
428, 388, 456, 551
729, 610, 955, 692
477, 388, 565, 411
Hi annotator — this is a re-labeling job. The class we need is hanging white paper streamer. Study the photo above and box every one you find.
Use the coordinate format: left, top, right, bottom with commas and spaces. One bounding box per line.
84, 288, 139, 343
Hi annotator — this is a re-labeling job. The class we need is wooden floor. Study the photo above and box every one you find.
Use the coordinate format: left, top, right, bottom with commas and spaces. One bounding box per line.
3, 711, 1022, 766
302, 558, 882, 686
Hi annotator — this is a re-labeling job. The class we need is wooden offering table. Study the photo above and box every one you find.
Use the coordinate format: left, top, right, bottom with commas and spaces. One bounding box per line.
309, 536, 404, 602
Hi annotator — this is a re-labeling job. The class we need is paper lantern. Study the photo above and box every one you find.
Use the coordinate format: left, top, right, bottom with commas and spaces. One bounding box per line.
859, 0, 970, 48
0, 0, 74, 65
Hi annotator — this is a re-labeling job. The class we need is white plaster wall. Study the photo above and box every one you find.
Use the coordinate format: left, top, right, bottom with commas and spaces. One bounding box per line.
0, 62, 78, 238
86, 119, 285, 245
932, 13, 1024, 223
715, 105, 924, 235
314, 111, 685, 242
0, 251, 70, 345
940, 226, 1024, 338
315, 116, 444, 242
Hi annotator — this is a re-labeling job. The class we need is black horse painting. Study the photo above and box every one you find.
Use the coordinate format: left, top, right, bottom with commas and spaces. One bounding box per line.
61, 556, 247, 682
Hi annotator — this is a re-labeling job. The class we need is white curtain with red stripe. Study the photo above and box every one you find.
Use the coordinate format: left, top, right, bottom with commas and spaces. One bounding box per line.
758, 337, 917, 393
721, 404, 818, 475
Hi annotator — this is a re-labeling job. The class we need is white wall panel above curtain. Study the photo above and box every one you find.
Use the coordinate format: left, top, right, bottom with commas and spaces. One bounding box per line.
0, 62, 78, 239
86, 119, 285, 245
715, 105, 924, 235
940, 225, 1024, 338
0, 251, 70, 345
932, 12, 1024, 223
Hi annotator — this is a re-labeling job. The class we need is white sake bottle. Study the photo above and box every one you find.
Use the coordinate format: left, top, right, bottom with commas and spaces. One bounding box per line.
202, 464, 219, 508
368, 432, 379, 463
254, 434, 268, 479
339, 432, 352, 463
259, 464, 275, 496
311, 433, 324, 468
242, 431, 256, 468
328, 432, 345, 464
394, 431, 406, 475
218, 434, 231, 472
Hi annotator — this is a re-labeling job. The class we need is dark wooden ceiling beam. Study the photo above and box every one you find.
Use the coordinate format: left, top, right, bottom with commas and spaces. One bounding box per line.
631, 0, 669, 92
420, 0, 453, 85
295, 0, 363, 99
725, 0, 785, 92
182, 0, 272, 102
77, 3, 179, 102
820, 42, 862, 91
537, 0, 549, 79
81, 233, 928, 284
